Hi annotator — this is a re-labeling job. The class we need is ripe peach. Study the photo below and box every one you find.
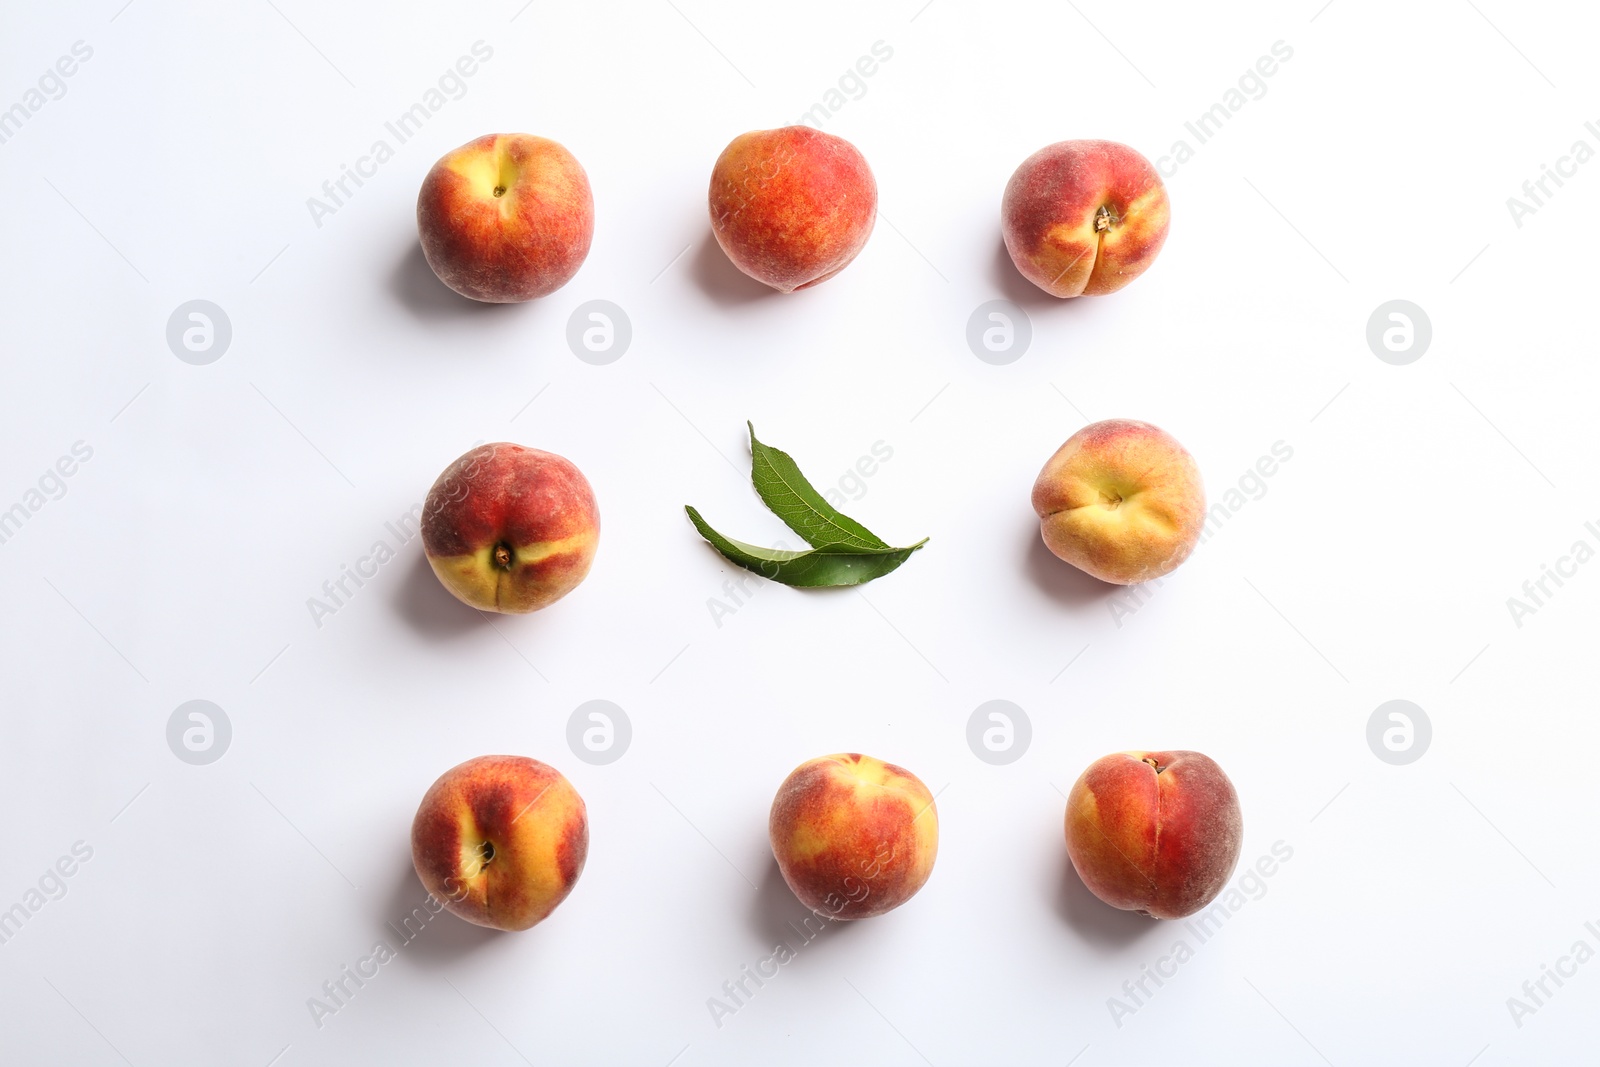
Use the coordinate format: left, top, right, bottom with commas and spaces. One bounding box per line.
768, 753, 937, 920
1031, 418, 1205, 585
417, 133, 593, 303
708, 126, 876, 292
1002, 139, 1170, 297
421, 443, 599, 614
1064, 750, 1242, 920
411, 755, 588, 931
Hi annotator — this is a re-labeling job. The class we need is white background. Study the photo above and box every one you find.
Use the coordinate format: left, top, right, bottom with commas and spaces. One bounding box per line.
1, 1, 1596, 1064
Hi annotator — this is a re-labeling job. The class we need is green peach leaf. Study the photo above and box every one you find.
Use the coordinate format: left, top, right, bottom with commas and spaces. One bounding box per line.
747, 422, 889, 550
685, 507, 925, 588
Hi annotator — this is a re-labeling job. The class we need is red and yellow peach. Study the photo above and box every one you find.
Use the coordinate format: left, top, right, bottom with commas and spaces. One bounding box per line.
1064, 750, 1242, 920
768, 753, 938, 920
1002, 139, 1170, 298
411, 755, 589, 931
708, 126, 876, 292
1032, 418, 1205, 585
417, 133, 594, 303
421, 443, 600, 614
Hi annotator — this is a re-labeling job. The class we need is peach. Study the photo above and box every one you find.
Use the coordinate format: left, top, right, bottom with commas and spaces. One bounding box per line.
768, 753, 937, 920
411, 755, 588, 931
417, 133, 593, 303
1064, 750, 1242, 920
1002, 139, 1170, 297
708, 126, 876, 292
421, 443, 599, 614
1032, 419, 1204, 585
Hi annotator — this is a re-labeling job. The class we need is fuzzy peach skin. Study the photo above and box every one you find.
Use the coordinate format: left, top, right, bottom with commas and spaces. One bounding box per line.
708, 126, 876, 292
421, 443, 599, 614
769, 753, 937, 920
417, 133, 593, 302
1002, 140, 1170, 297
1064, 750, 1242, 920
1031, 419, 1204, 585
411, 755, 588, 931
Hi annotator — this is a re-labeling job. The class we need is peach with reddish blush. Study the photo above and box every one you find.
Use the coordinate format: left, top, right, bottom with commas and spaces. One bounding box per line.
1002, 139, 1170, 298
1064, 750, 1242, 920
421, 443, 599, 614
1032, 418, 1205, 585
411, 755, 588, 931
768, 753, 937, 920
417, 133, 593, 303
708, 126, 876, 292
